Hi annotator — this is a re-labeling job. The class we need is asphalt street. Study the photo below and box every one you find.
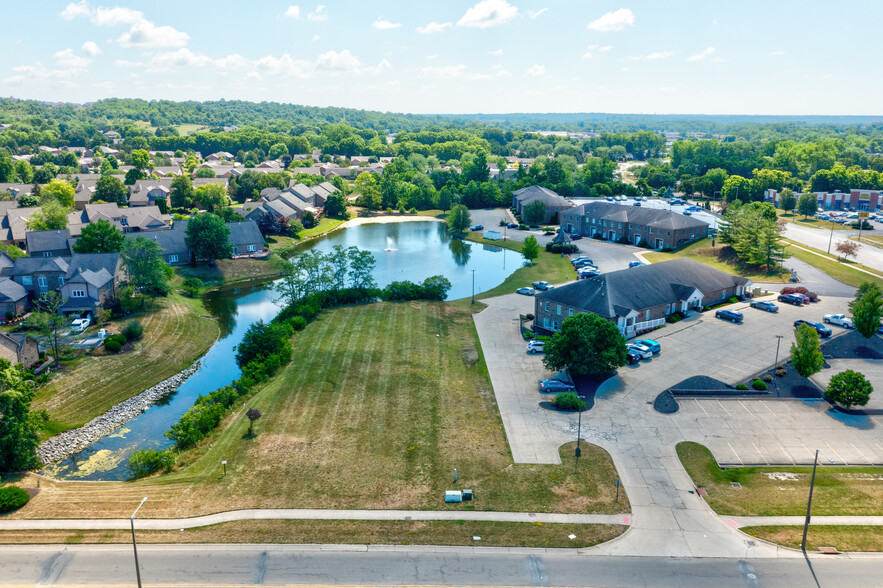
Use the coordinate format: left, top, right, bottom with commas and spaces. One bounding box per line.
4, 544, 883, 587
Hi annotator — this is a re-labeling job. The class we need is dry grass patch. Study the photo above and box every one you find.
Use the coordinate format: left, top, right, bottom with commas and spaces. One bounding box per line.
14, 302, 627, 521
677, 442, 883, 516
32, 294, 219, 436
743, 525, 883, 552
0, 520, 626, 548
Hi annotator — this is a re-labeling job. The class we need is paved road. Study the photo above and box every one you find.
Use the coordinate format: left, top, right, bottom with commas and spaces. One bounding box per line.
4, 544, 883, 587
783, 222, 883, 272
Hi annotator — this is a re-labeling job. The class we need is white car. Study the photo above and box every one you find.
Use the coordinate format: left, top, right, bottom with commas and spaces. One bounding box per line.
823, 314, 854, 329
526, 340, 545, 354
71, 317, 91, 332
627, 343, 653, 359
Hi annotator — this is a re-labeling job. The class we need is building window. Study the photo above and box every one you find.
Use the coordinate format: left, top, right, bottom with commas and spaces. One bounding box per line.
58, 277, 64, 286
168, 254, 178, 263
552, 321, 559, 331
37, 277, 47, 288
232, 247, 239, 255
543, 301, 550, 312
71, 289, 86, 298
247, 244, 256, 252
618, 223, 623, 229
568, 309, 574, 317
667, 231, 671, 236
556, 304, 561, 315
721, 291, 726, 299
543, 317, 549, 328
43, 252, 51, 257
22, 276, 32, 286
603, 220, 607, 226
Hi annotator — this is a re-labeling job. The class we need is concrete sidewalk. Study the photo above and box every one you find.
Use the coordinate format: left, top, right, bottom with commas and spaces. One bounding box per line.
0, 509, 629, 531
731, 516, 883, 528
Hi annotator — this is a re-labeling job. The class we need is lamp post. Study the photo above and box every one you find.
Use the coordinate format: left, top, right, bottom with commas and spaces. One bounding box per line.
130, 497, 148, 588
827, 221, 835, 254
574, 403, 583, 474
773, 335, 784, 388
471, 269, 476, 304
801, 449, 835, 551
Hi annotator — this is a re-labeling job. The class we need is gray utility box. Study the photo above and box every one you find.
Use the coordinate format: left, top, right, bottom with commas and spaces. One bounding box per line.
462, 489, 474, 501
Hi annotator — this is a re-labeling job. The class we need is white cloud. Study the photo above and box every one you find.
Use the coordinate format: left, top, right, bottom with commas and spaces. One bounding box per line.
117, 21, 189, 48
489, 49, 504, 56
427, 54, 439, 60
457, 0, 518, 28
316, 49, 361, 71
629, 51, 674, 61
493, 64, 511, 77
285, 5, 301, 19
53, 48, 91, 70
92, 6, 143, 26
528, 8, 549, 18
419, 64, 467, 79
587, 8, 634, 32
312, 34, 320, 41
214, 54, 250, 70
145, 48, 211, 72
367, 59, 393, 75
59, 1, 91, 19
372, 18, 401, 30
658, 86, 678, 95
525, 64, 546, 77
255, 54, 312, 77
81, 41, 101, 56
416, 21, 451, 34
582, 51, 593, 60
767, 50, 786, 56
307, 5, 328, 21
687, 47, 715, 62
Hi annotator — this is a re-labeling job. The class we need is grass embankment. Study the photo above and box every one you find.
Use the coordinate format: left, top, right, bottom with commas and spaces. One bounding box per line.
465, 233, 576, 299
849, 234, 883, 249
32, 293, 219, 438
742, 526, 883, 552
174, 259, 281, 286
777, 211, 850, 232
782, 240, 883, 288
643, 240, 787, 283
677, 442, 883, 516
14, 303, 627, 530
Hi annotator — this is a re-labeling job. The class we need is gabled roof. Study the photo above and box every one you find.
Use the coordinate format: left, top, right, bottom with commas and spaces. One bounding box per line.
536, 258, 750, 319
264, 200, 298, 218
3, 256, 70, 276
568, 202, 709, 231
130, 222, 189, 255
25, 229, 71, 254
512, 185, 572, 208
227, 221, 263, 246
0, 278, 26, 302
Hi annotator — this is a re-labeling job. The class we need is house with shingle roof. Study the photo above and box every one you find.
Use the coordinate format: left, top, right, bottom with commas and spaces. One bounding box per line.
0, 331, 38, 366
560, 202, 709, 249
129, 179, 173, 207
58, 253, 124, 314
25, 229, 72, 258
512, 186, 575, 224
533, 258, 751, 339
0, 278, 28, 317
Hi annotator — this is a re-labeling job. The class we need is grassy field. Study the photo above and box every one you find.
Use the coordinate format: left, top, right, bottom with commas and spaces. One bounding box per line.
849, 234, 883, 249
32, 293, 219, 437
677, 442, 883, 516
174, 258, 281, 286
11, 302, 627, 524
0, 520, 626, 548
643, 239, 788, 283
777, 211, 850, 232
742, 526, 883, 552
464, 233, 576, 299
299, 217, 346, 239
782, 240, 883, 288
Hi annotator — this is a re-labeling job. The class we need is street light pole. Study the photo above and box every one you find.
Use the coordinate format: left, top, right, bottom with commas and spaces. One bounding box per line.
773, 335, 784, 388
801, 450, 835, 552
574, 404, 582, 475
130, 497, 148, 588
471, 270, 476, 304
827, 222, 835, 254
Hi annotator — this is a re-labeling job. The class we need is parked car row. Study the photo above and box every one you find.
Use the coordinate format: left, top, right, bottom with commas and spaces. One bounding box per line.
794, 319, 832, 338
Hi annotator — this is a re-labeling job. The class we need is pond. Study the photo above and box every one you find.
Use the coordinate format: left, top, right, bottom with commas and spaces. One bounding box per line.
41, 220, 524, 481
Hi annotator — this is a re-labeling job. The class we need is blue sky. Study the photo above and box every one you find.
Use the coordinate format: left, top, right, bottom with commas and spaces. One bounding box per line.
1, 1, 880, 115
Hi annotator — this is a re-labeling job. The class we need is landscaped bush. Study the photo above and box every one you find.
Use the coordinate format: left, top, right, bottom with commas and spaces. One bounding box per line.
104, 339, 122, 354
781, 286, 819, 302
122, 320, 143, 341
522, 329, 534, 340
553, 392, 585, 411
0, 486, 29, 513
666, 312, 684, 324
290, 316, 307, 331
544, 243, 578, 254
128, 448, 176, 479
735, 383, 749, 390
182, 277, 204, 298
775, 368, 787, 377
762, 374, 773, 383
752, 379, 768, 391
728, 297, 739, 304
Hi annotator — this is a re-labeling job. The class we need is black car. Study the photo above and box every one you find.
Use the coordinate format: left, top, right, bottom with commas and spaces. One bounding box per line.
778, 293, 803, 306
750, 300, 779, 313
469, 224, 484, 231
571, 234, 583, 240
715, 309, 743, 323
794, 320, 832, 338
626, 351, 640, 365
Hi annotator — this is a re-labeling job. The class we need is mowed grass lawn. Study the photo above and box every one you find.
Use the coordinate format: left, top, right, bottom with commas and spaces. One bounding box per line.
742, 525, 883, 552
644, 239, 788, 283
15, 302, 627, 521
777, 211, 851, 232
677, 442, 883, 516
174, 258, 282, 286
782, 240, 883, 288
32, 293, 219, 437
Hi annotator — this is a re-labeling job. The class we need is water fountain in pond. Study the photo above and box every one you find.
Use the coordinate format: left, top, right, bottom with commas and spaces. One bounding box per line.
384, 235, 397, 251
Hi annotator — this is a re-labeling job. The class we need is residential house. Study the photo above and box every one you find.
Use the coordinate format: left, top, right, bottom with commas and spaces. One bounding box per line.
560, 201, 709, 249
512, 186, 575, 224
533, 258, 751, 339
3, 256, 70, 300
206, 151, 234, 161
0, 183, 34, 199
193, 177, 228, 189
194, 162, 237, 178
152, 166, 183, 176
228, 221, 265, 257
74, 178, 98, 209
128, 219, 266, 264
129, 179, 173, 207
0, 278, 28, 317
0, 332, 38, 367
0, 207, 42, 247
25, 229, 72, 258
57, 253, 124, 314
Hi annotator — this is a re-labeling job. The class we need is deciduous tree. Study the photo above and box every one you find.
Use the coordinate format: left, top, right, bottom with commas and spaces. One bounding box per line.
543, 313, 627, 376
27, 200, 69, 231
40, 178, 75, 208
791, 324, 824, 378
73, 219, 124, 253
95, 174, 127, 205
522, 235, 540, 265
849, 282, 883, 338
797, 193, 818, 218
447, 204, 471, 233
835, 240, 860, 261
122, 237, 170, 298
825, 369, 872, 409
170, 174, 195, 208
522, 200, 547, 225
185, 213, 231, 262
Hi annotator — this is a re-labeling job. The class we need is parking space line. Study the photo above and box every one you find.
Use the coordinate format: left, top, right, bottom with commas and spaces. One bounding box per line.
737, 400, 754, 414
694, 399, 709, 415
752, 442, 769, 465
875, 443, 883, 456
759, 401, 776, 414
852, 443, 874, 465
727, 442, 744, 465
825, 442, 848, 465
716, 400, 732, 417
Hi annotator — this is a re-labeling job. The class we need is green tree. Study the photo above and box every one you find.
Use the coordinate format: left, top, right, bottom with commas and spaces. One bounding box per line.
131, 148, 150, 172
522, 200, 547, 225
824, 369, 873, 409
0, 360, 41, 472
797, 193, 818, 218
447, 204, 471, 233
185, 213, 231, 262
194, 183, 227, 211
543, 313, 627, 376
354, 172, 381, 210
40, 178, 75, 208
720, 174, 751, 202
268, 143, 289, 160
437, 187, 454, 214
324, 193, 348, 219
27, 200, 69, 231
17, 193, 39, 208
779, 189, 796, 213
122, 237, 170, 298
73, 219, 124, 253
170, 174, 195, 208
790, 324, 824, 378
124, 167, 144, 185
522, 235, 540, 265
95, 174, 127, 205
194, 166, 216, 178
849, 282, 883, 338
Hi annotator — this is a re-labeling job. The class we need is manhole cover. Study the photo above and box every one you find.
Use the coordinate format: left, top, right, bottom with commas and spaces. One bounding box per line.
731, 482, 742, 488
746, 540, 756, 547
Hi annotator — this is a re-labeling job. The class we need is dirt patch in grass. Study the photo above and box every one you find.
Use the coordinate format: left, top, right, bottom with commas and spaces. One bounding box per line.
677, 442, 883, 516
743, 525, 883, 552
0, 520, 627, 549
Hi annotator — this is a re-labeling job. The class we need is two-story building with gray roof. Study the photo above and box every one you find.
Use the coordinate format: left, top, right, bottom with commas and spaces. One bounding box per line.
512, 186, 575, 224
560, 202, 709, 249
533, 258, 751, 339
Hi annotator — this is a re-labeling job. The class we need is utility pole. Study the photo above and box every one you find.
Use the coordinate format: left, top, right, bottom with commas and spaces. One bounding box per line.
774, 335, 784, 390
471, 269, 476, 304
130, 497, 148, 588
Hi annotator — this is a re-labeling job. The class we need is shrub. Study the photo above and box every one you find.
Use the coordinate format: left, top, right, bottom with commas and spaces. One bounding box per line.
752, 379, 768, 391
104, 338, 122, 353
775, 368, 787, 377
666, 312, 684, 324
592, 233, 604, 240
128, 448, 176, 479
523, 329, 534, 340
122, 320, 143, 341
289, 316, 307, 331
553, 392, 585, 411
735, 383, 749, 390
762, 374, 773, 382
182, 277, 204, 297
728, 297, 739, 304
0, 486, 29, 513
